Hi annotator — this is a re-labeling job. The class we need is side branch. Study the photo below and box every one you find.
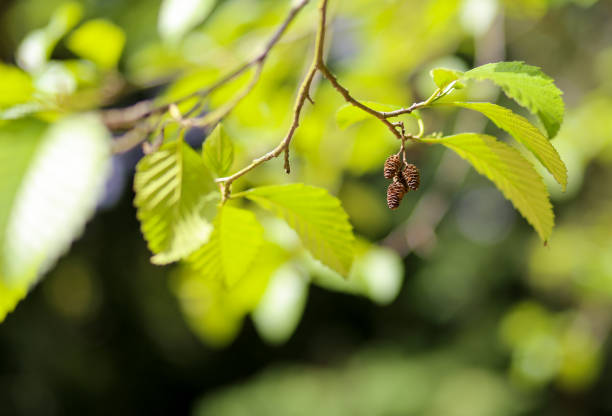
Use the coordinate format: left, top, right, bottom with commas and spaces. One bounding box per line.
103, 0, 312, 133
217, 44, 321, 200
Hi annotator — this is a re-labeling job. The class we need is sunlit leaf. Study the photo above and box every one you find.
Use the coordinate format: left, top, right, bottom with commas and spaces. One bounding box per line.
308, 239, 404, 305
16, 2, 83, 72
67, 19, 126, 69
431, 67, 464, 89
447, 102, 567, 189
202, 124, 234, 177
0, 64, 35, 109
464, 61, 564, 138
158, 0, 217, 43
0, 280, 27, 322
187, 205, 264, 286
252, 263, 308, 345
336, 101, 400, 130
0, 114, 110, 318
173, 242, 287, 347
422, 133, 554, 241
134, 140, 217, 265
0, 119, 47, 281
245, 184, 355, 276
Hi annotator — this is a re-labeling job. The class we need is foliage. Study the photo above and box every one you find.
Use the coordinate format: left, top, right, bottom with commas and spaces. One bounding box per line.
134, 140, 217, 265
3, 0, 611, 413
463, 61, 565, 138
0, 0, 570, 342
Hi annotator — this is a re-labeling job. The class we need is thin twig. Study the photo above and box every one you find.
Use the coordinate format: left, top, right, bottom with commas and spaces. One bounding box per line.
217, 0, 451, 199
218, 41, 321, 200
103, 0, 312, 133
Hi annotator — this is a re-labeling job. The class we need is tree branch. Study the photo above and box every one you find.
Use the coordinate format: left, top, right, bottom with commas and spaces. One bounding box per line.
217, 2, 324, 200
217, 0, 448, 199
104, 0, 312, 135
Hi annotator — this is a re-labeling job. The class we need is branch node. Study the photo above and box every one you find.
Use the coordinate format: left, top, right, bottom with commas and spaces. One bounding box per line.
284, 147, 291, 174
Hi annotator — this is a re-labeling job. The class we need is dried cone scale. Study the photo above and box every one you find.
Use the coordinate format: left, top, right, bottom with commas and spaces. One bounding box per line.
383, 155, 402, 179
402, 164, 420, 191
386, 179, 407, 210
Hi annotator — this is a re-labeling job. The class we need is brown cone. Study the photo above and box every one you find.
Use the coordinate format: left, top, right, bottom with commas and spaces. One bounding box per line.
383, 155, 402, 179
386, 179, 407, 210
402, 164, 420, 191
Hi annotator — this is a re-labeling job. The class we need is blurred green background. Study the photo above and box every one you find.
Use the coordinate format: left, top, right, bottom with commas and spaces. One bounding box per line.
1, 0, 612, 414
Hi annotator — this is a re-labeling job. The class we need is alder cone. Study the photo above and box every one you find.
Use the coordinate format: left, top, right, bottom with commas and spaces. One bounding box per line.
402, 163, 420, 191
387, 179, 407, 210
383, 154, 402, 179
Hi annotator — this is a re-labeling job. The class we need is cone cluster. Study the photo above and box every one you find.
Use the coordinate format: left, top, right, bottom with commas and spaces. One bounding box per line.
383, 155, 420, 210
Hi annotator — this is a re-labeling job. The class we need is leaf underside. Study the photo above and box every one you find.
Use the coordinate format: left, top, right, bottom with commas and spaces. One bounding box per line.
423, 133, 554, 241
448, 102, 567, 190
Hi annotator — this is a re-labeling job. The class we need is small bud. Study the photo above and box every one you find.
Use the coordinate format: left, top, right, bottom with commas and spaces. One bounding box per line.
386, 179, 407, 210
402, 163, 420, 191
383, 154, 402, 179
169, 103, 182, 121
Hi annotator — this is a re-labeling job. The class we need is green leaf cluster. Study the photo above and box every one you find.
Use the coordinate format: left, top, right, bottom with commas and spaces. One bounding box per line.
131, 125, 360, 345
334, 61, 566, 242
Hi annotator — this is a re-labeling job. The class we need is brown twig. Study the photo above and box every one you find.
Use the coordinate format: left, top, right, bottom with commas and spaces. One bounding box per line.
217, 0, 450, 200
105, 0, 312, 151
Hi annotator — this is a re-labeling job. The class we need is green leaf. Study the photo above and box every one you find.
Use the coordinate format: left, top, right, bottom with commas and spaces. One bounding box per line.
0, 64, 35, 109
0, 280, 28, 322
431, 67, 464, 89
245, 184, 355, 276
307, 239, 404, 305
336, 101, 400, 130
252, 263, 308, 345
0, 120, 46, 242
67, 19, 126, 69
447, 102, 568, 190
158, 0, 217, 43
172, 241, 287, 347
0, 115, 110, 320
422, 133, 554, 241
0, 119, 46, 321
187, 205, 264, 287
463, 61, 564, 138
16, 2, 83, 72
202, 124, 234, 177
134, 140, 217, 265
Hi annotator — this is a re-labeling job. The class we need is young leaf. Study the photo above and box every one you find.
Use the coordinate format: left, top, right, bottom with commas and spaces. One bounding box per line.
187, 205, 265, 287
447, 102, 567, 190
336, 101, 400, 130
307, 239, 404, 306
245, 184, 355, 276
422, 133, 554, 241
1, 115, 110, 284
0, 64, 34, 109
463, 62, 564, 138
202, 124, 234, 177
172, 241, 286, 347
431, 67, 464, 90
134, 140, 217, 265
252, 263, 309, 345
66, 19, 126, 69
